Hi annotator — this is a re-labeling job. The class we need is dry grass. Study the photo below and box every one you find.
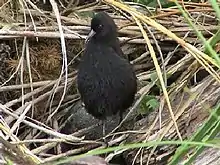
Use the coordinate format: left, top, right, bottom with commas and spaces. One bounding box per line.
0, 0, 219, 165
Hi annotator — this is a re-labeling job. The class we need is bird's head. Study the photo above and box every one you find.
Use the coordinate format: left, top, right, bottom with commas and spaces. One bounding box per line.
86, 12, 118, 44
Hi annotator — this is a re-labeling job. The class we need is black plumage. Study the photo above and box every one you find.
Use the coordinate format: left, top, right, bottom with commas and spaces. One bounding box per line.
77, 12, 137, 136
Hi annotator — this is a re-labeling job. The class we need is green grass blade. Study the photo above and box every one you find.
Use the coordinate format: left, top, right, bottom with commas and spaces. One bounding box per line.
173, 0, 220, 66
41, 140, 220, 165
169, 104, 220, 164
184, 119, 220, 164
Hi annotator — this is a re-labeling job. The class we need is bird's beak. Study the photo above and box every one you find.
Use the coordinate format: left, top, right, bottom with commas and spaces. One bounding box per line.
85, 29, 96, 44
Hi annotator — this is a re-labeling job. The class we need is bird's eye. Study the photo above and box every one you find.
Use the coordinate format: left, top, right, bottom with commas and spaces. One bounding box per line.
98, 24, 103, 29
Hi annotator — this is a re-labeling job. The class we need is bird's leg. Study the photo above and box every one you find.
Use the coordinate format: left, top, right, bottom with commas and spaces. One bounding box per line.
101, 120, 108, 147
119, 111, 123, 125
102, 119, 106, 138
118, 111, 127, 131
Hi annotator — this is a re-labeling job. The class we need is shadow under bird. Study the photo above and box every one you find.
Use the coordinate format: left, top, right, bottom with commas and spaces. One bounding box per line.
77, 12, 137, 138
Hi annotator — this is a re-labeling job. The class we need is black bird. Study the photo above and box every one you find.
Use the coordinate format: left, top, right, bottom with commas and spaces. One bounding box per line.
77, 12, 137, 137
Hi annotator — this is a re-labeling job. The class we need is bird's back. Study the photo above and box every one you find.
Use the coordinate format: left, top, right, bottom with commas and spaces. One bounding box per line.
77, 41, 137, 120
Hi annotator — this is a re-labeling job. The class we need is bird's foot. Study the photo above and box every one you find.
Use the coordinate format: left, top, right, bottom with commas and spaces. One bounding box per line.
102, 137, 109, 148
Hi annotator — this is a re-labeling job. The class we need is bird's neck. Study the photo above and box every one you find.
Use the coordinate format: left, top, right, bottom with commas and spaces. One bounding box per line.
90, 36, 117, 46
